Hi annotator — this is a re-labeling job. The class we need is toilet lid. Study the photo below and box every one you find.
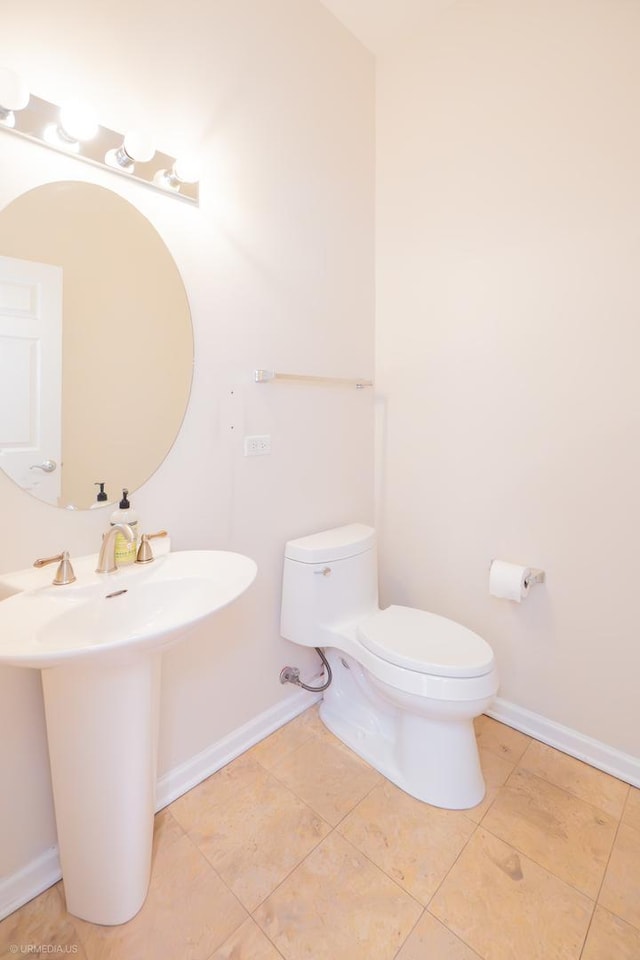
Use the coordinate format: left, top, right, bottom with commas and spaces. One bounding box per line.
357, 605, 494, 678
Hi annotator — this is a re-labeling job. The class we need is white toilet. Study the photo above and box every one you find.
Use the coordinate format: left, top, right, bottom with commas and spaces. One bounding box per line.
281, 523, 499, 810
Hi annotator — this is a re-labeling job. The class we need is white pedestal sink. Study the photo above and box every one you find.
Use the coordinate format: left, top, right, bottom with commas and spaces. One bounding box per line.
0, 548, 257, 925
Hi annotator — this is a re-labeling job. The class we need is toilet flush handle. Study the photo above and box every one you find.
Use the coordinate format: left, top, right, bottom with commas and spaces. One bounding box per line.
314, 566, 332, 576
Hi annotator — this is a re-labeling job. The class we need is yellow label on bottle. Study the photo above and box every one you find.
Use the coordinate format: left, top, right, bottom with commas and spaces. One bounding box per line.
114, 530, 137, 565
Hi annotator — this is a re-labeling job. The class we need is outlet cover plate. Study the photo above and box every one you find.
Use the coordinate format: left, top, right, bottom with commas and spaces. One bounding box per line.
244, 434, 271, 456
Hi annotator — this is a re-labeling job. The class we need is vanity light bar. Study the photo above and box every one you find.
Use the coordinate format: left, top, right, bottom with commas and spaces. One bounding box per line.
0, 80, 199, 204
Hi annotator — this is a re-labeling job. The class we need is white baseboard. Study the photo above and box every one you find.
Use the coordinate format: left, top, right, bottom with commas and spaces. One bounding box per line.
487, 697, 640, 788
156, 687, 321, 809
0, 847, 62, 923
0, 688, 319, 922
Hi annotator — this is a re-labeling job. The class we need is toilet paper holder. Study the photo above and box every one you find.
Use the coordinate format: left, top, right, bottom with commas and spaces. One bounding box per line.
524, 568, 545, 588
488, 561, 546, 588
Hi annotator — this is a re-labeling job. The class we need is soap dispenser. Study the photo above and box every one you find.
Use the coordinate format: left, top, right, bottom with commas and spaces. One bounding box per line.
90, 482, 108, 509
110, 489, 139, 566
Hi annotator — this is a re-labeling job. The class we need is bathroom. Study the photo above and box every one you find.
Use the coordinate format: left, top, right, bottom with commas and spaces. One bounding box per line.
1, 0, 639, 956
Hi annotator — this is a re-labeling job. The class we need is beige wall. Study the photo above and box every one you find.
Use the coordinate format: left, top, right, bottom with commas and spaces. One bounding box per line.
376, 0, 640, 756
0, 0, 374, 883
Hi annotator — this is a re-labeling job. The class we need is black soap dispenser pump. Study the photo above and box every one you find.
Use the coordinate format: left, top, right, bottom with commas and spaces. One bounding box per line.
90, 482, 108, 509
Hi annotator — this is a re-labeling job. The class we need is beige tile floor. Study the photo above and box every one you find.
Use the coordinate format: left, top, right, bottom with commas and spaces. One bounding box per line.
2, 706, 639, 960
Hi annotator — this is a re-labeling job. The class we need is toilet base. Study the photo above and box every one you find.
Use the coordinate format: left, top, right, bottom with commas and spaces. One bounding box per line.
319, 648, 490, 810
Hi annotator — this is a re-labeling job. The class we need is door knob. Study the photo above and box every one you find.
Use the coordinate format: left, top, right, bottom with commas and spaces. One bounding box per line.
29, 459, 57, 472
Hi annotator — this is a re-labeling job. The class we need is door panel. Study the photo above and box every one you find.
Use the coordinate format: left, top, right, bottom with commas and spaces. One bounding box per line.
0, 255, 62, 505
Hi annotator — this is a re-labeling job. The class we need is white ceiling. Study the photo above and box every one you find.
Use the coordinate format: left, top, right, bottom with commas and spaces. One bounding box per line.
318, 0, 458, 54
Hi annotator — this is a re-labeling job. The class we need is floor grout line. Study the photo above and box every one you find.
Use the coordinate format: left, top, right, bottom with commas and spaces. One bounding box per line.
480, 818, 601, 898
390, 904, 426, 960
577, 808, 634, 957
512, 753, 631, 822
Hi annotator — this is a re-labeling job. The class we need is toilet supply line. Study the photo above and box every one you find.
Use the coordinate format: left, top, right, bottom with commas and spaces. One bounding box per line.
280, 647, 332, 692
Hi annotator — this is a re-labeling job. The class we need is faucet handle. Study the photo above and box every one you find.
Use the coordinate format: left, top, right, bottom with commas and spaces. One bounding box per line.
33, 550, 76, 586
136, 531, 168, 564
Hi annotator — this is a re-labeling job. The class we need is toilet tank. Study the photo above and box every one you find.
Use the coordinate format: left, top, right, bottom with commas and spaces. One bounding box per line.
281, 524, 379, 648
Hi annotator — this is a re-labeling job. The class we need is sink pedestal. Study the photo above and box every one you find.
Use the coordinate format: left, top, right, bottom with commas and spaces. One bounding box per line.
41, 652, 162, 925
0, 548, 258, 925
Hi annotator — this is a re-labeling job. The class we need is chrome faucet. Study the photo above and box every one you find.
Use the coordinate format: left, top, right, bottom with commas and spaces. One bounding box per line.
96, 523, 135, 574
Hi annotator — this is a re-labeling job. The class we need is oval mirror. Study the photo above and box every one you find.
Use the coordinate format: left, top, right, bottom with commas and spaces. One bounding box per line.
0, 181, 193, 509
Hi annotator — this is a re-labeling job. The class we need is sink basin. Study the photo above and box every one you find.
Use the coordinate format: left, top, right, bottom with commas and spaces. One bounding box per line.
0, 550, 257, 668
0, 548, 257, 925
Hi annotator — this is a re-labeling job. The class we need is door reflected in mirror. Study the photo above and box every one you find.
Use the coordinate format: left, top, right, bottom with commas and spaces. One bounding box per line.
0, 182, 193, 510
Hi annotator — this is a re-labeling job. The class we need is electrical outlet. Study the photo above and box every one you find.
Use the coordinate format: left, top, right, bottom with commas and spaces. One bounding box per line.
244, 434, 271, 456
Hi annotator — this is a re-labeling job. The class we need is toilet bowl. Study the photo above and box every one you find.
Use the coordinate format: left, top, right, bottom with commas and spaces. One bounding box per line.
281, 523, 499, 810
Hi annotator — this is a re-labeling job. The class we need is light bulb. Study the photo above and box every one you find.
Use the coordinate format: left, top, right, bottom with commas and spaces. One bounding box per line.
173, 155, 201, 184
0, 67, 29, 127
58, 99, 98, 142
105, 130, 156, 171
123, 130, 156, 163
153, 153, 201, 192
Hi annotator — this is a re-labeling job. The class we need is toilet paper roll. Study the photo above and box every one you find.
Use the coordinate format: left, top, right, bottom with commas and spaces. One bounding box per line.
489, 560, 531, 602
